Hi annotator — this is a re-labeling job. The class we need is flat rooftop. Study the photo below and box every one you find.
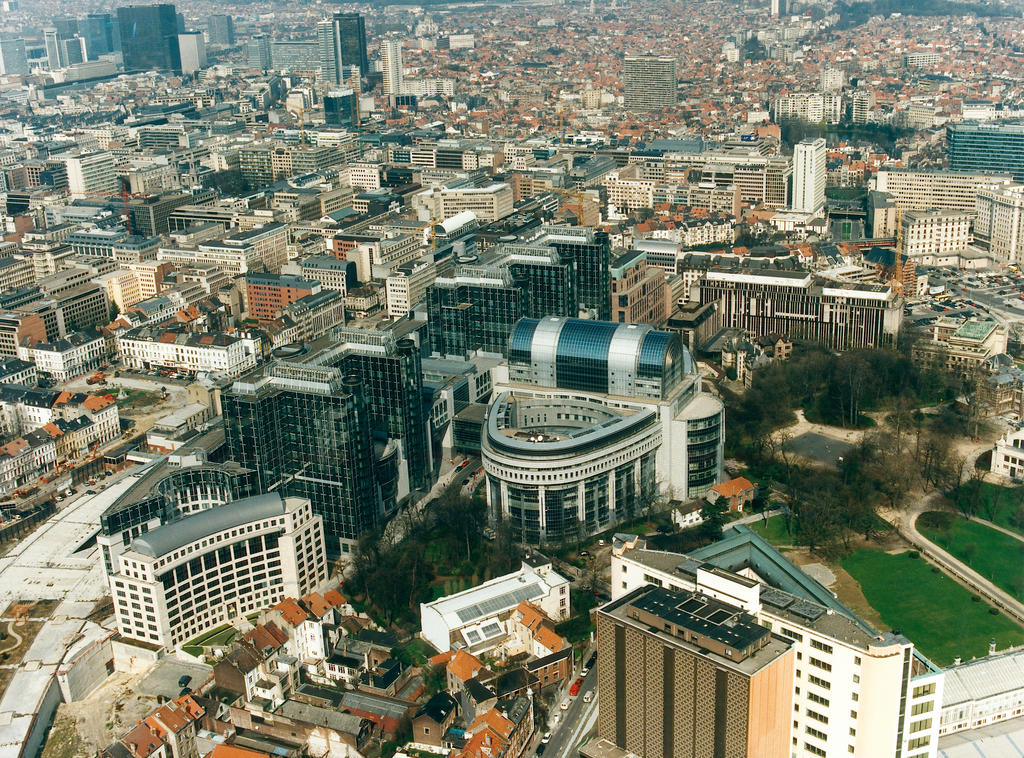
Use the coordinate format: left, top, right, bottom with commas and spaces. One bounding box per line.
601, 585, 792, 675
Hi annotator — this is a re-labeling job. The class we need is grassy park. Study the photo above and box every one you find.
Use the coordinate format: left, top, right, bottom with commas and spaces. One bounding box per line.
918, 511, 1024, 600
841, 548, 1024, 665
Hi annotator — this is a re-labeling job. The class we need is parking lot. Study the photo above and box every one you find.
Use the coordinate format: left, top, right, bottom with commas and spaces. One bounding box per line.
137, 658, 212, 700
905, 267, 1024, 333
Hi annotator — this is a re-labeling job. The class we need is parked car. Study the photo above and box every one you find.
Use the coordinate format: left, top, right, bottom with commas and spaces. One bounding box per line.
178, 675, 191, 687
570, 677, 583, 696
560, 698, 570, 710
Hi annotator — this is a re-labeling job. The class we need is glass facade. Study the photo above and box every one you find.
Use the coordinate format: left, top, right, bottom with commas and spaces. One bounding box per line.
687, 413, 722, 494
506, 255, 578, 320
426, 278, 525, 357
508, 317, 691, 400
328, 337, 431, 492
117, 4, 181, 73
554, 319, 617, 394
947, 122, 1024, 183
548, 231, 611, 320
223, 368, 379, 544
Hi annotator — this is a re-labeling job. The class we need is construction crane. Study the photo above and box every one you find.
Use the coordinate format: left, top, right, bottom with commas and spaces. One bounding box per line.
546, 185, 599, 227
76, 186, 151, 234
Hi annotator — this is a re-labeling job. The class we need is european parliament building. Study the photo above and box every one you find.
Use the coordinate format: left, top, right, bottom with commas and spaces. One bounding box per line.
481, 317, 724, 545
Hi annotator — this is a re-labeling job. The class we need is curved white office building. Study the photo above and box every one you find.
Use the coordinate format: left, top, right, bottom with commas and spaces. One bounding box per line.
483, 317, 724, 545
109, 493, 327, 650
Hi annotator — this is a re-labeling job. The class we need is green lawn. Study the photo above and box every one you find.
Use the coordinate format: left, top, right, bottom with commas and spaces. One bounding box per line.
841, 549, 1024, 665
918, 512, 1024, 600
949, 482, 1024, 537
750, 514, 794, 546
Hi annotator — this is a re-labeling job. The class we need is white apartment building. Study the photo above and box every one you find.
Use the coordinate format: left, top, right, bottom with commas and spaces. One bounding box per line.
117, 327, 259, 377
63, 151, 119, 197
793, 138, 826, 215
975, 183, 1024, 264
438, 183, 514, 222
109, 493, 327, 650
380, 36, 404, 95
991, 427, 1024, 479
385, 256, 436, 318
901, 210, 972, 263
773, 92, 843, 124
603, 167, 656, 212
872, 170, 1013, 213
0, 386, 119, 457
0, 431, 57, 497
94, 269, 143, 312
420, 556, 570, 655
346, 162, 382, 191
17, 331, 105, 383
613, 540, 944, 758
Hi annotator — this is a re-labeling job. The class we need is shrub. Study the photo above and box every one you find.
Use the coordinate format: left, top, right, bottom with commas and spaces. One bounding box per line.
908, 551, 920, 559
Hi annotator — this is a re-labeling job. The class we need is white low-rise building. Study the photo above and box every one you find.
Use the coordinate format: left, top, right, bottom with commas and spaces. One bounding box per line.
420, 555, 570, 655
940, 647, 1024, 735
992, 427, 1024, 480
18, 331, 106, 383
117, 327, 259, 377
109, 493, 327, 651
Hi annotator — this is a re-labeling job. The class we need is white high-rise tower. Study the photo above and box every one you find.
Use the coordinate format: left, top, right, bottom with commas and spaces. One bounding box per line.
792, 137, 826, 214
380, 36, 403, 96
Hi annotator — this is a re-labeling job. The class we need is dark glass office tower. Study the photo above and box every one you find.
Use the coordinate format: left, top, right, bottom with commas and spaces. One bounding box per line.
223, 364, 378, 549
947, 121, 1024, 183
426, 267, 526, 357
80, 13, 118, 59
545, 229, 611, 320
324, 88, 358, 128
504, 250, 577, 319
334, 13, 368, 75
326, 332, 432, 493
117, 4, 181, 73
207, 15, 235, 46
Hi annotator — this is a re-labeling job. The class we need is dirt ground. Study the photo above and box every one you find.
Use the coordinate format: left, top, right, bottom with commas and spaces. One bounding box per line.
781, 525, 908, 633
42, 670, 159, 755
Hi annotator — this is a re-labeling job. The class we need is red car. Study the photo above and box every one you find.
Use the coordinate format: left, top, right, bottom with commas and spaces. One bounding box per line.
570, 677, 584, 696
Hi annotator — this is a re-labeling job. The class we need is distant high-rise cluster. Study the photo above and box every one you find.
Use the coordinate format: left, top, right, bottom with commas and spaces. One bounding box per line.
623, 55, 677, 111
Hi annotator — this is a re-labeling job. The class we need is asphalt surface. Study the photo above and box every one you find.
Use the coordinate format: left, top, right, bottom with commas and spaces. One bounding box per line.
782, 431, 854, 468
535, 661, 599, 758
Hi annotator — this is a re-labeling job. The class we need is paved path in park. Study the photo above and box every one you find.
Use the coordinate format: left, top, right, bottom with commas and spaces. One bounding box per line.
882, 491, 1024, 629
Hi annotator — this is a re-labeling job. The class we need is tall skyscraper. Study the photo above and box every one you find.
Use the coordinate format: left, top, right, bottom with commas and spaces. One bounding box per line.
0, 36, 29, 76
543, 227, 611, 320
317, 13, 368, 85
43, 28, 63, 69
247, 34, 272, 72
79, 13, 118, 60
224, 365, 377, 553
380, 36, 404, 95
771, 0, 787, 17
207, 14, 235, 46
594, 585, 794, 758
623, 55, 677, 111
792, 137, 826, 214
177, 31, 206, 75
117, 4, 181, 73
334, 13, 368, 75
947, 121, 1024, 183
